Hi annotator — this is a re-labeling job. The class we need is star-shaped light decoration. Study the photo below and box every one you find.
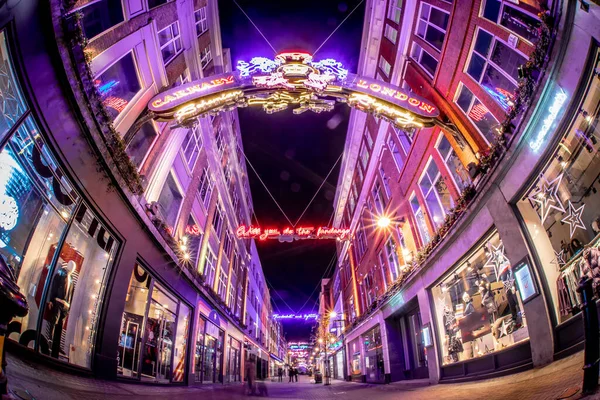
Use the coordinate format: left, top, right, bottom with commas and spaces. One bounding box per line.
561, 200, 586, 238
528, 173, 566, 224
485, 242, 509, 279
550, 249, 566, 269
499, 319, 509, 338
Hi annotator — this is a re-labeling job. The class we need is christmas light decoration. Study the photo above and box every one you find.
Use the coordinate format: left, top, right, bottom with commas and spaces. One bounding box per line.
273, 313, 318, 321
561, 200, 586, 238
148, 52, 439, 127
528, 173, 566, 223
235, 225, 351, 241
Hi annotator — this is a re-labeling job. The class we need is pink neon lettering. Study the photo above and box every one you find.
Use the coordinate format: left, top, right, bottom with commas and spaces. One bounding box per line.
369, 83, 382, 93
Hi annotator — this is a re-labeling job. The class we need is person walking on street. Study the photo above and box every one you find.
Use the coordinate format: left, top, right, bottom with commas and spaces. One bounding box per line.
288, 366, 294, 383
278, 367, 283, 382
245, 355, 257, 395
294, 366, 298, 382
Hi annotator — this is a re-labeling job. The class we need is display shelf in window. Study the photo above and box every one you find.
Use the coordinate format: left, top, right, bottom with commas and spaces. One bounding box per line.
432, 230, 529, 365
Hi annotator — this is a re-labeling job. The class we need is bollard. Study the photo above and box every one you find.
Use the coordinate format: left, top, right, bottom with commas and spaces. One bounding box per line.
577, 276, 599, 396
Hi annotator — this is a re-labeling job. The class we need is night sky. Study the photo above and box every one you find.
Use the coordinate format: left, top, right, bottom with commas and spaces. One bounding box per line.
219, 0, 365, 341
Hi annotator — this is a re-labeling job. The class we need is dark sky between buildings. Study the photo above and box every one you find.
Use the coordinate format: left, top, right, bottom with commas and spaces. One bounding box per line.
219, 0, 365, 341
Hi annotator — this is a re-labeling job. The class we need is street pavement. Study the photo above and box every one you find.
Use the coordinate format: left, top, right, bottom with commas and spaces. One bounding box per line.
4, 351, 600, 400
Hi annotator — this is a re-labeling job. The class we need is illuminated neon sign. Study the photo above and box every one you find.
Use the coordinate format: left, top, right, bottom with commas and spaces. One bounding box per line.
147, 52, 439, 128
236, 225, 352, 241
530, 89, 568, 151
273, 313, 318, 321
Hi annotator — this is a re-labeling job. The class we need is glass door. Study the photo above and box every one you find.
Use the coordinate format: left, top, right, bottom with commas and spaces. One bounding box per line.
203, 334, 217, 383
406, 309, 429, 379
142, 284, 177, 383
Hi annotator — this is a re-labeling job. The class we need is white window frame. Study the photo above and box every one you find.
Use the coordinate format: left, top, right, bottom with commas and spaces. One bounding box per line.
204, 246, 217, 285
418, 157, 451, 228
410, 192, 431, 244
410, 42, 438, 78
416, 3, 450, 52
384, 24, 399, 44
464, 27, 527, 109
181, 125, 202, 173
379, 166, 392, 199
157, 21, 182, 65
384, 235, 400, 282
387, 0, 402, 23
378, 55, 392, 77
435, 132, 470, 191
194, 6, 208, 37
200, 45, 212, 69
213, 203, 224, 237
479, 0, 541, 44
453, 82, 500, 145
198, 168, 214, 209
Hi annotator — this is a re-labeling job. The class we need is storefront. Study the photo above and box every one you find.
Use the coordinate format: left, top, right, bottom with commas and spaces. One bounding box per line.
197, 319, 224, 383
516, 47, 600, 356
0, 29, 121, 372
117, 264, 191, 383
348, 337, 362, 382
363, 325, 385, 383
225, 336, 242, 383
431, 230, 532, 378
384, 300, 429, 381
333, 348, 345, 380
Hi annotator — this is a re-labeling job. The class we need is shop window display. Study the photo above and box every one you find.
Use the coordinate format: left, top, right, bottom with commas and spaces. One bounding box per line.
517, 56, 600, 323
117, 265, 190, 383
364, 325, 384, 383
349, 338, 362, 376
432, 231, 529, 365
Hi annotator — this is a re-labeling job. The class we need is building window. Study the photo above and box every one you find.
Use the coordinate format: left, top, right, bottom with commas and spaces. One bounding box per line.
384, 24, 399, 44
158, 21, 182, 65
359, 143, 370, 171
218, 268, 228, 299
481, 0, 541, 43
387, 0, 402, 23
380, 167, 392, 198
388, 135, 405, 172
356, 223, 368, 260
454, 83, 500, 143
157, 171, 183, 228
185, 214, 203, 268
410, 42, 438, 78
410, 194, 431, 244
432, 231, 529, 365
213, 203, 224, 237
436, 133, 471, 192
79, 0, 124, 39
182, 126, 202, 171
200, 46, 212, 69
198, 168, 213, 208
466, 28, 526, 110
195, 6, 208, 36
419, 158, 453, 229
148, 0, 171, 9
95, 52, 141, 120
173, 68, 190, 87
223, 232, 233, 257
416, 3, 450, 51
204, 247, 217, 285
372, 181, 386, 215
126, 121, 157, 168
385, 236, 400, 282
378, 55, 392, 77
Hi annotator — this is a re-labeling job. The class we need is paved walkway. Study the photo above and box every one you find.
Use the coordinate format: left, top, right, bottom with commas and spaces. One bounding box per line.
3, 351, 600, 400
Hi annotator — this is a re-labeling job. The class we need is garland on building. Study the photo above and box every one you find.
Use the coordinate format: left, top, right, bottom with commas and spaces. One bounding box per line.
60, 8, 144, 195
346, 5, 556, 333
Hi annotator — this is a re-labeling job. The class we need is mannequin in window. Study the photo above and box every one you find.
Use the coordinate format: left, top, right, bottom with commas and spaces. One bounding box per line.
47, 260, 76, 359
462, 292, 474, 316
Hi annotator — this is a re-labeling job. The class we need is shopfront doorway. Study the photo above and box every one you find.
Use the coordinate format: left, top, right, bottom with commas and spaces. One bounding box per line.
201, 321, 224, 383
117, 264, 191, 384
385, 302, 429, 381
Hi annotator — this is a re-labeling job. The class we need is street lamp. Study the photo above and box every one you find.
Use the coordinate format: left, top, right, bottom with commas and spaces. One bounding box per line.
377, 215, 391, 228
329, 311, 337, 318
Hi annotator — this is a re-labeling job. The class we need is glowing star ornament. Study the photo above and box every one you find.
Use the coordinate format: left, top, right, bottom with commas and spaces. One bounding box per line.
485, 242, 510, 279
551, 249, 566, 269
561, 200, 586, 238
528, 173, 566, 224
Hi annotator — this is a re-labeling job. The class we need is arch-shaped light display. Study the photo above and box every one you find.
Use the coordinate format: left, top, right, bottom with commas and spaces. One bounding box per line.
148, 52, 439, 128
